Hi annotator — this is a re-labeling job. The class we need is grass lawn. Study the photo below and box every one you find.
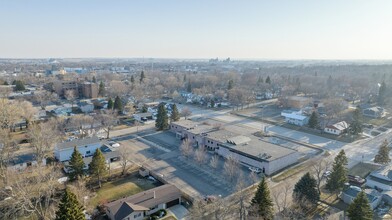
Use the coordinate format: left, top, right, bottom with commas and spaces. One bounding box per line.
272, 161, 309, 182
363, 117, 389, 126
89, 174, 160, 208
348, 162, 381, 178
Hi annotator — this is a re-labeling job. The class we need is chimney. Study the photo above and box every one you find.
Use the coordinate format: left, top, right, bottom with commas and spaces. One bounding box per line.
153, 191, 156, 199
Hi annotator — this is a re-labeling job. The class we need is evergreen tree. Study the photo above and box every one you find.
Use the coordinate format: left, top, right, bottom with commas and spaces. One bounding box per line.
374, 139, 391, 164
14, 80, 25, 91
347, 191, 373, 220
92, 76, 96, 83
210, 100, 215, 108
98, 81, 105, 96
107, 98, 114, 110
130, 75, 135, 84
265, 76, 271, 84
113, 96, 123, 112
183, 74, 186, 82
170, 104, 180, 122
140, 71, 145, 83
378, 81, 387, 106
251, 177, 274, 220
293, 172, 319, 207
187, 80, 192, 93
155, 103, 169, 130
257, 76, 263, 86
227, 79, 234, 90
3, 81, 8, 85
308, 111, 318, 129
68, 147, 85, 181
327, 75, 333, 88
326, 150, 348, 192
141, 105, 148, 113
55, 188, 86, 220
350, 108, 363, 135
89, 149, 107, 188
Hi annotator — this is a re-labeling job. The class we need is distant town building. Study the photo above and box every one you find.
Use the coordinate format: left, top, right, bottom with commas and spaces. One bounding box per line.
281, 110, 309, 126
324, 121, 349, 135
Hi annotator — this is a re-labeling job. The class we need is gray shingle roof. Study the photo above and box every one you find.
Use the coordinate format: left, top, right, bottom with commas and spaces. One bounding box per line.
55, 136, 100, 151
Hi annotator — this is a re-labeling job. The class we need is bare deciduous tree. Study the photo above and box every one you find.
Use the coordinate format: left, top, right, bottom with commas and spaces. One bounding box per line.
180, 138, 193, 159
28, 122, 60, 164
64, 90, 77, 108
181, 107, 192, 120
224, 155, 240, 183
118, 145, 133, 175
272, 181, 292, 219
311, 158, 332, 194
0, 165, 62, 220
194, 146, 207, 165
209, 154, 219, 169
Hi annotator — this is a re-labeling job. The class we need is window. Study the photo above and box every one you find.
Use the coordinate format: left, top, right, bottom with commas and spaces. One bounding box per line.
211, 142, 213, 144
86, 151, 91, 155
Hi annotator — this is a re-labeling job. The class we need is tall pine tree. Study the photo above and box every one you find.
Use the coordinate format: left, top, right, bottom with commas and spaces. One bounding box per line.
140, 71, 145, 83
350, 108, 363, 135
374, 139, 391, 164
55, 188, 86, 220
251, 177, 274, 220
98, 81, 105, 96
293, 172, 319, 207
265, 76, 271, 84
155, 103, 169, 130
308, 111, 318, 129
113, 96, 123, 112
130, 75, 135, 84
378, 81, 387, 106
227, 79, 234, 90
89, 149, 107, 188
92, 76, 96, 83
187, 79, 192, 93
68, 147, 85, 181
326, 150, 348, 192
347, 191, 373, 220
170, 104, 180, 122
107, 98, 114, 110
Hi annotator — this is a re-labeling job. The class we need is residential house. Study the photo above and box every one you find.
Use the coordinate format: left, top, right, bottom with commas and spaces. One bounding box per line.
324, 121, 349, 135
105, 184, 182, 220
341, 186, 382, 209
54, 136, 101, 162
79, 101, 94, 113
363, 107, 385, 118
281, 110, 309, 126
366, 165, 392, 191
133, 112, 154, 123
7, 153, 46, 171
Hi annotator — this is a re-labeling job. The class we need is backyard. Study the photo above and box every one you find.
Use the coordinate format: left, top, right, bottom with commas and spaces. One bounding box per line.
89, 173, 162, 208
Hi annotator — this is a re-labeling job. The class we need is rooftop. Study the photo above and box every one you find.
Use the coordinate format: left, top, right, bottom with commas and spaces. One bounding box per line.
171, 120, 199, 129
55, 136, 100, 151
221, 137, 298, 161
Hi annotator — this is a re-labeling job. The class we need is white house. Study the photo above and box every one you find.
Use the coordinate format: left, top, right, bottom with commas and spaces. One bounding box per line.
324, 121, 349, 135
341, 186, 382, 210
281, 110, 309, 126
54, 136, 101, 162
105, 184, 181, 220
133, 112, 154, 123
366, 166, 392, 191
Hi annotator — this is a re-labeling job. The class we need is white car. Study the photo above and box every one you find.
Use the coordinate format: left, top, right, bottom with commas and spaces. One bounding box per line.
108, 141, 120, 148
249, 167, 261, 174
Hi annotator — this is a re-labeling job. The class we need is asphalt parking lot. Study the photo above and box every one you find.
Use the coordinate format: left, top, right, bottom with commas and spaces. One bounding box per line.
113, 130, 257, 198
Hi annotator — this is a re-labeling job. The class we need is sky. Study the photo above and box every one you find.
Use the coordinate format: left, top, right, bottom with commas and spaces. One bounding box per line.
0, 0, 392, 60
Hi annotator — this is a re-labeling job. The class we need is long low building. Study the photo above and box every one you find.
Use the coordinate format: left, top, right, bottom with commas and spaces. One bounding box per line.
54, 136, 101, 162
170, 121, 300, 175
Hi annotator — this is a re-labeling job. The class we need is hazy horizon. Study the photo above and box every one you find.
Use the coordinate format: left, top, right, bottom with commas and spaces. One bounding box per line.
1, 0, 392, 59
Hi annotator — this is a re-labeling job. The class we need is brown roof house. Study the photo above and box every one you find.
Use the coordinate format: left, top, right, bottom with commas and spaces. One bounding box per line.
105, 184, 182, 220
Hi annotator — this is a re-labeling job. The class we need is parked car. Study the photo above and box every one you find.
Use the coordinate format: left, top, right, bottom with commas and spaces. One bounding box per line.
204, 195, 217, 203
348, 175, 366, 186
249, 167, 261, 174
108, 141, 120, 148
